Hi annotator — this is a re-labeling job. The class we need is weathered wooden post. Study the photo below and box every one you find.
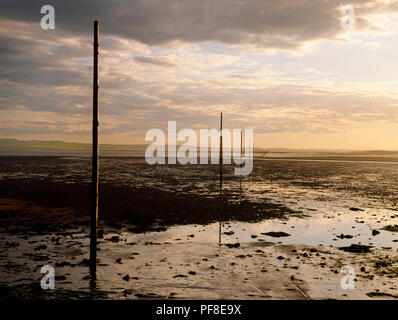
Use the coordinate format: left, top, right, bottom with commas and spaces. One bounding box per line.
219, 112, 223, 245
220, 112, 223, 194
90, 20, 99, 279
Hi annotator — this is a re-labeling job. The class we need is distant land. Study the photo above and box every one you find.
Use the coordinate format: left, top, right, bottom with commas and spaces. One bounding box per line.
1, 138, 398, 156
0, 138, 398, 156
0, 138, 147, 151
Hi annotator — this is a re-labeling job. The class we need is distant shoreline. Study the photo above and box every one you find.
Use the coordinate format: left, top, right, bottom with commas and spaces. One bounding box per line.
2, 138, 398, 154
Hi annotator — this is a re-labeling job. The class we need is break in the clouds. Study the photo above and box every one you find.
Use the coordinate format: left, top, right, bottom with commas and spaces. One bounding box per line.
1, 0, 398, 149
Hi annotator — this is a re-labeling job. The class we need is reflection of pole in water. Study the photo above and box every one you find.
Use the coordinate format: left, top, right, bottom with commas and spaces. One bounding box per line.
249, 136, 253, 189
239, 130, 242, 196
90, 20, 99, 280
219, 112, 223, 246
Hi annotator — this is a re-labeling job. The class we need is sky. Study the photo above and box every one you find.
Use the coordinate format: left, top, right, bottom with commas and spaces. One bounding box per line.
1, 0, 398, 150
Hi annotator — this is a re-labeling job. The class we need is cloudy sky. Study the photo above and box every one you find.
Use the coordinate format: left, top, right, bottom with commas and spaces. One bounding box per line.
1, 0, 398, 149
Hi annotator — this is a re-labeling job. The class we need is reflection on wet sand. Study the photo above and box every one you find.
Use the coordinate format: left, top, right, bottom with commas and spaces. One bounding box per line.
0, 154, 397, 299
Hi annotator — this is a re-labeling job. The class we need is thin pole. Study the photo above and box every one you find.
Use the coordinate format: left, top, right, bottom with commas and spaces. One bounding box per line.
239, 130, 242, 192
220, 112, 223, 194
90, 20, 99, 280
219, 112, 223, 246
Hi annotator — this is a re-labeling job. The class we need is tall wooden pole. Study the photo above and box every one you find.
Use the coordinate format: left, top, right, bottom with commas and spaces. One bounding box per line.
219, 112, 223, 193
90, 20, 99, 279
219, 112, 223, 245
239, 129, 242, 192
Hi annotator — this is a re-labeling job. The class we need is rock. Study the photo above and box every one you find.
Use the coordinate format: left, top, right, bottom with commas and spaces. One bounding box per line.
123, 289, 133, 296
79, 258, 90, 267
382, 225, 398, 232
173, 274, 187, 278
116, 258, 122, 264
188, 271, 196, 275
225, 243, 240, 248
34, 244, 47, 251
277, 256, 285, 260
261, 231, 291, 238
367, 292, 398, 298
375, 260, 390, 268
251, 235, 257, 239
122, 274, 130, 281
108, 236, 119, 243
336, 234, 353, 239
349, 207, 364, 211
372, 230, 380, 236
223, 231, 235, 235
338, 244, 372, 253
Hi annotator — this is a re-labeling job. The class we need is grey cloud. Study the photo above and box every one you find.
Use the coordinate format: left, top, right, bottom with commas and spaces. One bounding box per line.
0, 0, 394, 49
134, 56, 175, 67
0, 36, 39, 55
1, 0, 398, 141
0, 32, 92, 89
0, 68, 90, 86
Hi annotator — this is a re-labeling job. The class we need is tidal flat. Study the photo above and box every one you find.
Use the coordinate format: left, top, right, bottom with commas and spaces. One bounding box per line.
0, 154, 397, 299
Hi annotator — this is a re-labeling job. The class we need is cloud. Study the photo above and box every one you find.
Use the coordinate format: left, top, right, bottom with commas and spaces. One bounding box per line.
1, 0, 397, 49
134, 56, 175, 67
1, 1, 398, 148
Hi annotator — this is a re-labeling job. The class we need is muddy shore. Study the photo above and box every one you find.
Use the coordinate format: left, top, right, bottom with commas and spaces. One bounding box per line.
1, 156, 397, 299
1, 197, 397, 300
1, 218, 397, 300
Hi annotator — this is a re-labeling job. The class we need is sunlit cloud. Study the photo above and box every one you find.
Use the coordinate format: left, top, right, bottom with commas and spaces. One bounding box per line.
1, 0, 398, 149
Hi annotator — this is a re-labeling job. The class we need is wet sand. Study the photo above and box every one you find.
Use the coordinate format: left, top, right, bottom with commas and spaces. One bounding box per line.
1, 217, 397, 300
1, 198, 397, 300
1, 156, 398, 299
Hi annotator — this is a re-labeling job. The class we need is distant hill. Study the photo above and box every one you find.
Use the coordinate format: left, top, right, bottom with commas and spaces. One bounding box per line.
265, 148, 398, 155
0, 138, 148, 151
1, 138, 398, 155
